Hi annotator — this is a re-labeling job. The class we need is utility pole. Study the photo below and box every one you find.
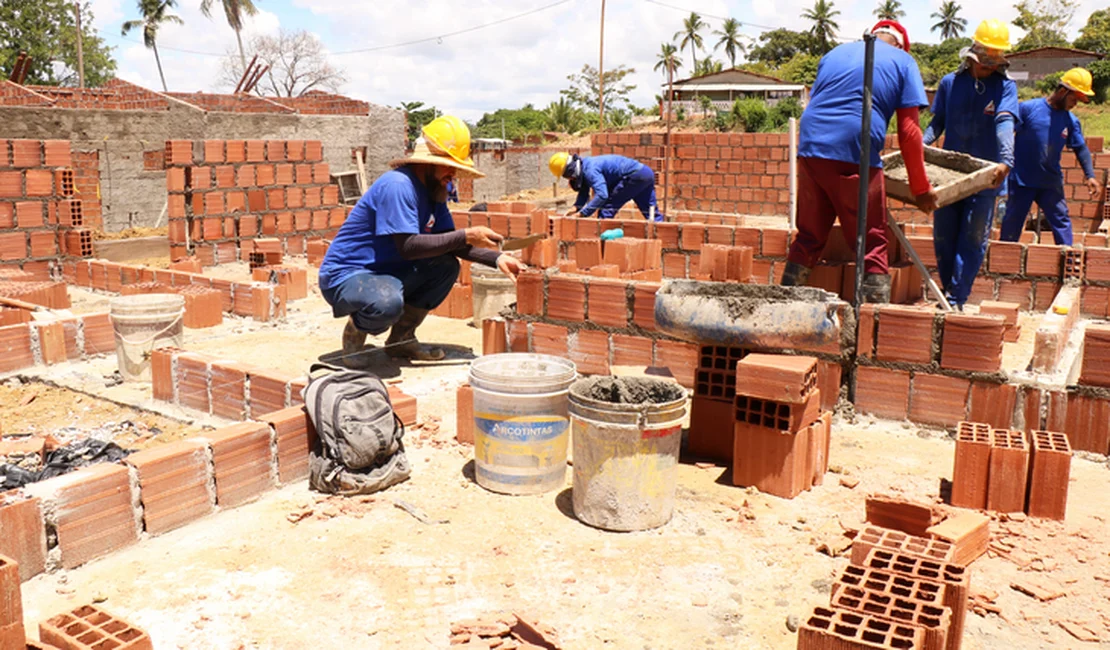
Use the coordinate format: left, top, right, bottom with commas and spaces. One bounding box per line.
598, 0, 606, 129
663, 62, 674, 216
74, 2, 86, 88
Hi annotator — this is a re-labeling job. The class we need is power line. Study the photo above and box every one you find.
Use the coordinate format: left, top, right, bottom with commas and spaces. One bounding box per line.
119, 0, 574, 58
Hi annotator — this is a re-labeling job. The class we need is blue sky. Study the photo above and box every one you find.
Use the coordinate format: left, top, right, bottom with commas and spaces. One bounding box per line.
88, 0, 1102, 120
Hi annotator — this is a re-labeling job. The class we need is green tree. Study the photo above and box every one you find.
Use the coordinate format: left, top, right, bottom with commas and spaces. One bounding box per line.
399, 101, 437, 146
747, 28, 814, 65
731, 98, 768, 132
473, 105, 548, 141
560, 64, 637, 113
803, 0, 840, 55
911, 37, 971, 85
930, 1, 967, 40
1012, 0, 1078, 51
694, 58, 724, 76
1088, 59, 1110, 103
0, 0, 117, 86
769, 97, 803, 128
873, 0, 905, 20
674, 12, 706, 74
1074, 9, 1110, 54
200, 0, 259, 71
698, 94, 714, 117
713, 18, 745, 68
779, 52, 820, 85
544, 98, 587, 133
654, 42, 683, 81
121, 0, 183, 92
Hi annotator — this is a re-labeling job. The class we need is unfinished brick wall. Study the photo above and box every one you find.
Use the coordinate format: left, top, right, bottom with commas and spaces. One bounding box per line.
164, 138, 348, 261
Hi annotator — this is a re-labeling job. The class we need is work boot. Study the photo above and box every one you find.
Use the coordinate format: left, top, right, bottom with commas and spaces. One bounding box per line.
858, 273, 892, 304
780, 261, 812, 287
342, 316, 368, 356
385, 305, 445, 361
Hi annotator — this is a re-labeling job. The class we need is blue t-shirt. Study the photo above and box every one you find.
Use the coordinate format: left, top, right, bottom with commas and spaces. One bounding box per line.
1011, 98, 1087, 189
575, 155, 647, 216
928, 70, 1018, 163
318, 166, 455, 290
799, 40, 928, 168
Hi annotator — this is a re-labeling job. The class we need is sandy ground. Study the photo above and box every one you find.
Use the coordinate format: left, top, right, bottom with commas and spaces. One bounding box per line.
9, 258, 1110, 649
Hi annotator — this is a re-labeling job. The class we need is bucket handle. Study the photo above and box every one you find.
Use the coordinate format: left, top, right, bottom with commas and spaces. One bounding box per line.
113, 310, 185, 347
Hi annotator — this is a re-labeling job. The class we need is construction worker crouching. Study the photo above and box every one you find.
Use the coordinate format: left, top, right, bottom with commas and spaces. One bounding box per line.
783, 20, 937, 303
549, 152, 665, 221
317, 115, 525, 364
924, 19, 1018, 309
1000, 67, 1103, 245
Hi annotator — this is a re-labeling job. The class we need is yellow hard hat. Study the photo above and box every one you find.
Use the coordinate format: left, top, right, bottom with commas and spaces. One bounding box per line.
1060, 67, 1095, 100
972, 19, 1011, 51
421, 115, 474, 166
549, 152, 570, 178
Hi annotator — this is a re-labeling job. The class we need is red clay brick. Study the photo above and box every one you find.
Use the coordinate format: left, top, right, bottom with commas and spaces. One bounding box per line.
456, 384, 474, 445
688, 396, 734, 462
951, 421, 992, 509
0, 494, 47, 581
39, 603, 152, 650
199, 422, 275, 508
876, 305, 936, 364
259, 406, 313, 484
940, 313, 1005, 372
654, 340, 697, 388
1024, 244, 1061, 277
987, 429, 1029, 513
547, 275, 585, 321
733, 419, 811, 499
587, 278, 629, 327
987, 240, 1023, 274
481, 319, 507, 355
967, 381, 1016, 430
908, 373, 969, 427
1079, 324, 1110, 387
569, 329, 610, 375
854, 366, 910, 420
1063, 392, 1110, 454
1027, 430, 1071, 520
24, 464, 138, 569
125, 439, 213, 535
515, 269, 543, 316
734, 354, 817, 403
611, 334, 653, 367
531, 322, 568, 357
632, 282, 660, 330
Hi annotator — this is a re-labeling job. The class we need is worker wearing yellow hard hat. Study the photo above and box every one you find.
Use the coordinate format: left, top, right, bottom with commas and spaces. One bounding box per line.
318, 115, 524, 363
549, 151, 665, 221
923, 19, 1018, 308
1001, 67, 1102, 245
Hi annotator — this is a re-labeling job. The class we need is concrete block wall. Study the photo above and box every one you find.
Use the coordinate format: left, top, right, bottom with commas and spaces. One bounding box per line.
163, 139, 349, 261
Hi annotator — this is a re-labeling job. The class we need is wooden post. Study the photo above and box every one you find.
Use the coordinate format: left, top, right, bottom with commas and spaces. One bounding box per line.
74, 2, 85, 89
598, 0, 606, 128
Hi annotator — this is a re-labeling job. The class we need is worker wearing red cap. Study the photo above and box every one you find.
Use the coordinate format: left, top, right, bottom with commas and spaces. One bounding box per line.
783, 20, 937, 303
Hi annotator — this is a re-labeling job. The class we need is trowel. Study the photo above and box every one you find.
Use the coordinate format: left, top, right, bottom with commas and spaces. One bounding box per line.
499, 233, 546, 252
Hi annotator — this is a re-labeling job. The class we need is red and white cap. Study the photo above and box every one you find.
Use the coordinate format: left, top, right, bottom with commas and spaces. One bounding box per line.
871, 20, 911, 52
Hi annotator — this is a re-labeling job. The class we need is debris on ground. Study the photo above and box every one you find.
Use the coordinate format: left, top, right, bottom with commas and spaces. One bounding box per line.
1, 438, 130, 489
285, 494, 382, 523
450, 612, 562, 649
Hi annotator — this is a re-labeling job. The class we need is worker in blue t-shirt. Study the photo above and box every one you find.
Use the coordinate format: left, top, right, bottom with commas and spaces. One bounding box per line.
784, 20, 937, 303
318, 116, 524, 363
1000, 68, 1103, 245
924, 19, 1018, 309
547, 152, 664, 221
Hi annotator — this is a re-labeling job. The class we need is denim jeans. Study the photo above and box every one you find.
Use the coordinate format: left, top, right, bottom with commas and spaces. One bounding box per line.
320, 254, 459, 335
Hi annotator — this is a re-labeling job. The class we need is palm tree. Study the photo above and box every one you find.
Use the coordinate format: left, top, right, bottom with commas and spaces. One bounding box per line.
674, 12, 706, 74
200, 0, 260, 71
803, 0, 840, 54
930, 1, 967, 40
713, 18, 745, 68
121, 0, 183, 92
694, 58, 724, 76
654, 42, 683, 80
873, 0, 904, 20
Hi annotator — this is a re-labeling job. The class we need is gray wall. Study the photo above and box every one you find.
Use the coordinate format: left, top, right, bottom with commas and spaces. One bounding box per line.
470, 146, 583, 203
0, 101, 405, 232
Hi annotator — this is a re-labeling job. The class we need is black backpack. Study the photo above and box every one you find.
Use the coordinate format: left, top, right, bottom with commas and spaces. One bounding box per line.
303, 363, 411, 495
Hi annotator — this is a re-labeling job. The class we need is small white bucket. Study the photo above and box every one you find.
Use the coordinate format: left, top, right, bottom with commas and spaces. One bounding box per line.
109, 294, 185, 382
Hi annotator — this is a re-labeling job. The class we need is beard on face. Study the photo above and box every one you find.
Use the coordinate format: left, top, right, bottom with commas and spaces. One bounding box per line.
419, 165, 450, 203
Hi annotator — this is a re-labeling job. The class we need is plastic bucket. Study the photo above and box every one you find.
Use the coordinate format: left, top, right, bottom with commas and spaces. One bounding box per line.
568, 376, 688, 531
109, 294, 185, 382
471, 264, 517, 326
468, 353, 578, 495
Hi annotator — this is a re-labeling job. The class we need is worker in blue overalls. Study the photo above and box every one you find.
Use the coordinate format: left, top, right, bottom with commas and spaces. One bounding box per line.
923, 19, 1017, 309
548, 152, 665, 221
1000, 67, 1103, 245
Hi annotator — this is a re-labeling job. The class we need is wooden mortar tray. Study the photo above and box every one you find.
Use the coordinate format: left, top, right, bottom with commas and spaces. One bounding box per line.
882, 146, 996, 209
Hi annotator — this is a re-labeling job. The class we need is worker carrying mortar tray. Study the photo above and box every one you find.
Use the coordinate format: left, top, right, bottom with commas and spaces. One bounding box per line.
782, 20, 938, 303
999, 67, 1103, 245
548, 152, 665, 221
317, 115, 525, 364
923, 19, 1018, 310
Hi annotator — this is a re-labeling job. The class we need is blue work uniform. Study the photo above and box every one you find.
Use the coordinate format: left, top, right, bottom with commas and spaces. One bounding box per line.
924, 69, 1017, 306
1000, 98, 1096, 245
318, 166, 459, 334
575, 155, 663, 221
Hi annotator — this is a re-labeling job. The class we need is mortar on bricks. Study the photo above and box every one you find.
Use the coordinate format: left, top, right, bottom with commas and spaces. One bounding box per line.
109, 294, 185, 382
568, 376, 688, 531
468, 353, 577, 495
471, 264, 516, 327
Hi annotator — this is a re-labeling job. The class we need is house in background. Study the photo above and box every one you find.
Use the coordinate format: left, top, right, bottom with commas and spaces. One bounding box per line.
662, 69, 809, 117
1005, 47, 1105, 86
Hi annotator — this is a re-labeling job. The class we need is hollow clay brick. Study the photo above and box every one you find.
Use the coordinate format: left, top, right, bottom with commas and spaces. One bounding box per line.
986, 429, 1029, 513
951, 421, 992, 510
1026, 430, 1071, 521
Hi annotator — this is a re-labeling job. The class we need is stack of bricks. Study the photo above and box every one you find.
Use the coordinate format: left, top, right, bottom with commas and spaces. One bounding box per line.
951, 420, 1072, 520
0, 138, 89, 276
0, 312, 114, 374
452, 202, 558, 269
247, 238, 283, 269
0, 267, 69, 309
251, 265, 308, 301
163, 139, 348, 262
63, 258, 289, 323
731, 354, 830, 499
